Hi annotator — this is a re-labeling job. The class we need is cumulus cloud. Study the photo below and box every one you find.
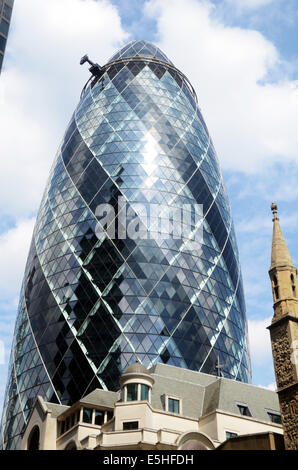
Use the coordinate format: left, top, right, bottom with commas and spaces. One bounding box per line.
0, 0, 129, 407
248, 316, 273, 366
257, 382, 276, 391
0, 0, 129, 218
0, 218, 35, 299
145, 0, 298, 173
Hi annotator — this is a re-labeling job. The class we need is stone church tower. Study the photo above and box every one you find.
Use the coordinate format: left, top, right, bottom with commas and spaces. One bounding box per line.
268, 203, 298, 450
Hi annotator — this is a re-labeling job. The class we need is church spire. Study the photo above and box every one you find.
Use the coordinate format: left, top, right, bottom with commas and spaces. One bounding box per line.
269, 203, 297, 319
270, 202, 295, 270
267, 203, 298, 450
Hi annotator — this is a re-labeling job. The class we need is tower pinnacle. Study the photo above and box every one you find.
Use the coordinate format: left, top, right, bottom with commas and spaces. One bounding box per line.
270, 202, 295, 271
271, 202, 278, 221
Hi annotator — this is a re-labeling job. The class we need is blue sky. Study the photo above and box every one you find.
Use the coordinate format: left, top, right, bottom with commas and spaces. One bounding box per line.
1, 0, 298, 413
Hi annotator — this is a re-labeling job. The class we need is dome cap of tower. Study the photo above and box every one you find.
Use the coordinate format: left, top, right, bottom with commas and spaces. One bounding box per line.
119, 361, 154, 386
123, 361, 150, 375
106, 40, 174, 66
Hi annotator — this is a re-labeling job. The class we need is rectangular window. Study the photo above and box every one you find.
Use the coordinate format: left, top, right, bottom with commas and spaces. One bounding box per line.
3, 4, 12, 21
82, 407, 93, 424
267, 412, 282, 425
123, 421, 138, 430
126, 383, 138, 401
0, 35, 6, 53
0, 19, 9, 36
94, 410, 104, 426
237, 404, 251, 417
65, 416, 71, 431
168, 397, 180, 414
60, 420, 65, 435
226, 431, 238, 440
141, 384, 149, 401
107, 411, 113, 422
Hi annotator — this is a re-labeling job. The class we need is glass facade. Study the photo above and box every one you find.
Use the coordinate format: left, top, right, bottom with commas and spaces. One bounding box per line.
0, 0, 13, 72
1, 40, 251, 449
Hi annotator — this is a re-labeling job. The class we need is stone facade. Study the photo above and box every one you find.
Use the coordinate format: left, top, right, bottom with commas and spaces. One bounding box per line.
270, 320, 296, 390
21, 363, 283, 451
278, 386, 298, 450
268, 203, 298, 450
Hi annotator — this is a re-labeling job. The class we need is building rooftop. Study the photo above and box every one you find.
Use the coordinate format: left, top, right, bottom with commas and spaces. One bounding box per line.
44, 402, 70, 418
79, 389, 119, 409
54, 362, 280, 424
149, 363, 280, 422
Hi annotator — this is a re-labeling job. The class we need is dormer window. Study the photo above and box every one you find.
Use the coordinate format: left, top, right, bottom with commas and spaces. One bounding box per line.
168, 397, 180, 414
165, 395, 181, 414
236, 403, 251, 417
267, 410, 282, 425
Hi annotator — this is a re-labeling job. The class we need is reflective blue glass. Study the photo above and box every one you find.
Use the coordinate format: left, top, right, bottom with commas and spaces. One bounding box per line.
1, 41, 251, 449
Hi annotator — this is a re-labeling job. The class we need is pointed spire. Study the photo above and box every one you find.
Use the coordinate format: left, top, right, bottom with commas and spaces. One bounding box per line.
270, 203, 295, 270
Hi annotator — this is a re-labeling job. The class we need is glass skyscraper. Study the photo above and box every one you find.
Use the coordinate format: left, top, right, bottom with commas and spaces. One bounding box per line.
0, 0, 13, 72
1, 40, 251, 449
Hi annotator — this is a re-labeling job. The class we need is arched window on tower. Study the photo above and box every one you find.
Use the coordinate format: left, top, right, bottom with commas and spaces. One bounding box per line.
273, 275, 279, 300
291, 273, 296, 297
27, 425, 40, 450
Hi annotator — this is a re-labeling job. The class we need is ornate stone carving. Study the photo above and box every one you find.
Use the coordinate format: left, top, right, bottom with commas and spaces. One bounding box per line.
279, 387, 298, 450
271, 324, 294, 389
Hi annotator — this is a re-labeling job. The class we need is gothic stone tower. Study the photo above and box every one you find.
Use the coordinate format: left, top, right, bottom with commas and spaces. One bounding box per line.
268, 203, 298, 450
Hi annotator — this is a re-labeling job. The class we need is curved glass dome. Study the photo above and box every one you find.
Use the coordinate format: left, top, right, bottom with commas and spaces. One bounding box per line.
107, 40, 174, 66
1, 40, 251, 450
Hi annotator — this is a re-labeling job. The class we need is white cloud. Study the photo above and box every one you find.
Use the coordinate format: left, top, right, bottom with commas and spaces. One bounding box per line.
248, 316, 273, 365
257, 382, 276, 391
0, 218, 35, 299
0, 0, 130, 411
145, 0, 298, 173
0, 0, 129, 218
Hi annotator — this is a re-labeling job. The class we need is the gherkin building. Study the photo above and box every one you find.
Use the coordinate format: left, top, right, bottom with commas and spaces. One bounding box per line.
1, 40, 251, 449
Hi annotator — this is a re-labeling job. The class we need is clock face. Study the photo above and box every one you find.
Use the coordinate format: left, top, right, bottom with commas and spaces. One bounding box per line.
180, 440, 208, 450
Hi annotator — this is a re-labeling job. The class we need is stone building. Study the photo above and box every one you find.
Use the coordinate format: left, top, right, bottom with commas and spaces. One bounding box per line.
21, 362, 282, 450
267, 203, 298, 450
